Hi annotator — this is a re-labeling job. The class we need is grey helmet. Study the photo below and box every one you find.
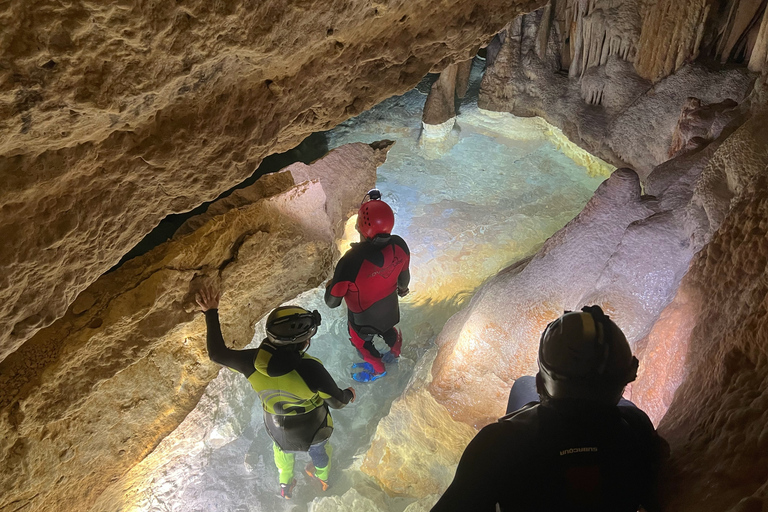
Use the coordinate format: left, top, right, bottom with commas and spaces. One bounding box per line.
537, 305, 639, 405
265, 306, 321, 346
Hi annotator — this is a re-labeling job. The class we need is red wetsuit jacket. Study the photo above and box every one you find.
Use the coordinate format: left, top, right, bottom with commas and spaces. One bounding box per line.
325, 234, 410, 334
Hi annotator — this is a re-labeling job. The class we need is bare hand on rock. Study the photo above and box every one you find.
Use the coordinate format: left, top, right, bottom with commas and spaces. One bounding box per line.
196, 286, 220, 312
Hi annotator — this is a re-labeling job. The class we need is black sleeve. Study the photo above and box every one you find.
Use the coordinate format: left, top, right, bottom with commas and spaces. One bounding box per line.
204, 310, 258, 377
393, 235, 411, 256
394, 236, 410, 291
431, 426, 503, 512
296, 358, 353, 408
397, 267, 410, 291
324, 284, 343, 308
324, 253, 351, 308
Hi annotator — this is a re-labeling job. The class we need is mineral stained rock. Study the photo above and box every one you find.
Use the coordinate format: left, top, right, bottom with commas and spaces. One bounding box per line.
626, 106, 768, 511
423, 63, 460, 125
0, 142, 385, 512
362, 379, 477, 497
0, 0, 547, 363
426, 91, 764, 427
479, 2, 756, 177
422, 79, 768, 511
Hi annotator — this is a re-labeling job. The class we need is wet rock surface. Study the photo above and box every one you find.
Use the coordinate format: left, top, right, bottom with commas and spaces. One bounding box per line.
478, 2, 757, 177
0, 142, 384, 512
0, 0, 547, 362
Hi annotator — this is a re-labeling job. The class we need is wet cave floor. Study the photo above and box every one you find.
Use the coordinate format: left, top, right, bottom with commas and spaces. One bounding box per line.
115, 58, 610, 512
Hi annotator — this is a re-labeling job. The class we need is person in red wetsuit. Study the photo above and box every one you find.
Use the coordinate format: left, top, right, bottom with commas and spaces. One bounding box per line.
325, 189, 411, 382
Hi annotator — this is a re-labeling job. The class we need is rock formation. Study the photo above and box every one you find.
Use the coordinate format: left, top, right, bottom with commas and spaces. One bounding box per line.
363, 4, 768, 508
422, 59, 474, 125
479, 1, 759, 176
0, 0, 547, 364
647, 92, 768, 511
2, 0, 768, 510
0, 141, 386, 512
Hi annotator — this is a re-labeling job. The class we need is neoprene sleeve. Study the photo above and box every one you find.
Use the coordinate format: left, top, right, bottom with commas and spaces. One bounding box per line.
204, 309, 258, 377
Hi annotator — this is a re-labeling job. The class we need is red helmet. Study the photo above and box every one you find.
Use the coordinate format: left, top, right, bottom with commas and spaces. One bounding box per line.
357, 199, 394, 239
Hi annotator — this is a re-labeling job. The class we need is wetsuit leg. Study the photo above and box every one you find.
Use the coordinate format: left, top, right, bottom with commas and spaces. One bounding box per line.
506, 375, 540, 414
348, 324, 385, 374
273, 443, 295, 484
381, 327, 402, 357
308, 440, 333, 481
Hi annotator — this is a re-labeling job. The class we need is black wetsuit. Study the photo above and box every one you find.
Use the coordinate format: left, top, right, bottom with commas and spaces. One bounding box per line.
432, 393, 666, 511
325, 234, 410, 373
204, 309, 353, 451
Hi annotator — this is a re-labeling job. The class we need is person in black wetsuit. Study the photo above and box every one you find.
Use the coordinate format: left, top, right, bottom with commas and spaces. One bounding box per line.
325, 189, 411, 383
196, 286, 356, 499
432, 305, 668, 512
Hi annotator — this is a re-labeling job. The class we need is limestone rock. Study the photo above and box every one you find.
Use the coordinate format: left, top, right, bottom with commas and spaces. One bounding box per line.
360, 347, 477, 499
0, 142, 381, 512
362, 388, 476, 497
429, 168, 659, 427
749, 7, 768, 72
479, 3, 755, 177
455, 59, 474, 99
427, 96, 764, 429
423, 64, 459, 125
634, 0, 709, 81
0, 0, 548, 363
668, 98, 740, 158
631, 107, 768, 428
568, 0, 641, 78
656, 167, 768, 512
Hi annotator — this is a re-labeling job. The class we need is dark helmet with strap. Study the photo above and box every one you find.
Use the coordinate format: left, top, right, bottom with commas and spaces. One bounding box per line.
537, 305, 639, 405
357, 188, 394, 239
265, 306, 322, 346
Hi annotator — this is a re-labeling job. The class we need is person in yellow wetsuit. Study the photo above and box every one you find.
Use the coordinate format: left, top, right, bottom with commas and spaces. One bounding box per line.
196, 286, 356, 499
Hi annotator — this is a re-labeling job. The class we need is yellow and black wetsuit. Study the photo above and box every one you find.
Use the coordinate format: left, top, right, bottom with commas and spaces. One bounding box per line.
204, 309, 353, 452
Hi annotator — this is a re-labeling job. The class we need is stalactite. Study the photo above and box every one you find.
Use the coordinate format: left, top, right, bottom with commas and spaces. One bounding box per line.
536, 2, 553, 60
749, 6, 768, 71
567, 0, 641, 78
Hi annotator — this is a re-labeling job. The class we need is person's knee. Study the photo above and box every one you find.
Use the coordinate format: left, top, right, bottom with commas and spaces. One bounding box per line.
309, 441, 331, 468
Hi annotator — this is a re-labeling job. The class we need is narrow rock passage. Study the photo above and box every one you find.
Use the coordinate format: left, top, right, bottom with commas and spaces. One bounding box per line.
98, 59, 610, 512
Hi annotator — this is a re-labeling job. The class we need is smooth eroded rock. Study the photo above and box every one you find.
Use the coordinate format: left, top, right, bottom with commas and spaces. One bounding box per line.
0, 142, 384, 512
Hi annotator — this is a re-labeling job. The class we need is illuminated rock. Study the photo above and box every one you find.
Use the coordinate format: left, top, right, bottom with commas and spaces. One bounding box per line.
479, 3, 755, 176
0, 0, 548, 361
628, 106, 768, 511
0, 142, 383, 512
362, 384, 477, 497
657, 120, 768, 511
429, 82, 766, 429
429, 168, 657, 427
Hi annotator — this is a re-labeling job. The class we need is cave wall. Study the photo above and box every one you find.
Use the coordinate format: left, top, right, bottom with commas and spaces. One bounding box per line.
0, 0, 547, 364
2, 0, 767, 510
645, 79, 768, 511
357, 2, 768, 508
0, 141, 385, 512
478, 0, 760, 176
